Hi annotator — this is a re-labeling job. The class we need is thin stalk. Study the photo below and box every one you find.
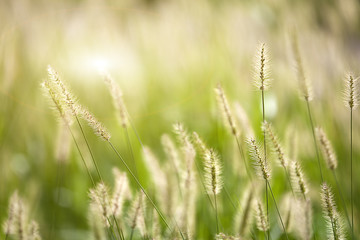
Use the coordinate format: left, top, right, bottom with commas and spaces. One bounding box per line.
49, 160, 64, 239
172, 217, 186, 240
332, 171, 351, 230
306, 101, 323, 183
68, 127, 118, 239
283, 166, 295, 196
113, 216, 124, 240
330, 218, 337, 240
300, 195, 317, 240
267, 181, 289, 240
75, 115, 103, 181
108, 141, 172, 232
235, 137, 252, 181
261, 89, 269, 240
127, 115, 183, 197
223, 186, 237, 210
214, 193, 219, 234
350, 109, 354, 239
194, 160, 214, 208
68, 127, 95, 186
74, 116, 123, 239
124, 126, 139, 178
129, 227, 135, 240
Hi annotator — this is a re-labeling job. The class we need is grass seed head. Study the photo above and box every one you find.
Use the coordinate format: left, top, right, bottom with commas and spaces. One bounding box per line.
78, 105, 111, 141
343, 73, 359, 110
203, 149, 223, 195
89, 182, 111, 227
262, 121, 287, 168
255, 200, 269, 232
247, 138, 270, 181
291, 33, 313, 102
111, 168, 130, 217
316, 127, 337, 170
320, 183, 345, 240
254, 43, 271, 91
103, 73, 129, 128
215, 83, 239, 137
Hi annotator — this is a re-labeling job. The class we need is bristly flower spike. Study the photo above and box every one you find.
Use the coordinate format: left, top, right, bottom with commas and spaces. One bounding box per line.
320, 183, 345, 240
203, 149, 223, 195
215, 83, 239, 137
344, 73, 359, 110
316, 127, 337, 170
247, 138, 270, 181
103, 73, 129, 128
254, 43, 271, 91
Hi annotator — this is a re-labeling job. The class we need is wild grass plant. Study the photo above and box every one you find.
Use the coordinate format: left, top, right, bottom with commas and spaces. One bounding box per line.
0, 0, 360, 239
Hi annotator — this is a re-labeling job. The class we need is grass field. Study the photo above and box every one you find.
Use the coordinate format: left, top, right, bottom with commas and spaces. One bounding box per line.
0, 0, 360, 239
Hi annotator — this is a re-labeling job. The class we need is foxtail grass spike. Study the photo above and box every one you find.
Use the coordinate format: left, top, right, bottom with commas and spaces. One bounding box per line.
77, 105, 111, 141
103, 73, 128, 128
247, 138, 270, 181
344, 73, 358, 238
291, 33, 313, 102
255, 200, 269, 232
111, 168, 130, 217
321, 183, 345, 240
215, 83, 239, 137
254, 43, 271, 91
316, 127, 337, 170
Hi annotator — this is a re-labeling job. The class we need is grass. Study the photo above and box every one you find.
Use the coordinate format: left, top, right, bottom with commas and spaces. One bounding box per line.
0, 0, 360, 239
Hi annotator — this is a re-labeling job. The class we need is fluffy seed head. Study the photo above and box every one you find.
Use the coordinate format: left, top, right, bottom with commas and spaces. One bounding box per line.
89, 182, 111, 227
192, 131, 207, 156
320, 183, 345, 240
234, 187, 254, 237
28, 221, 41, 240
129, 192, 146, 237
248, 138, 270, 181
254, 43, 271, 91
173, 123, 196, 169
142, 146, 167, 204
291, 33, 313, 101
161, 133, 184, 183
78, 105, 111, 141
47, 65, 77, 115
303, 199, 313, 240
203, 149, 223, 195
255, 200, 269, 232
173, 124, 197, 235
292, 160, 308, 198
215, 83, 239, 137
281, 194, 294, 232
88, 203, 106, 240
215, 233, 240, 240
41, 79, 73, 126
3, 191, 28, 240
262, 121, 287, 167
103, 73, 129, 128
111, 168, 130, 217
316, 127, 337, 170
343, 73, 359, 110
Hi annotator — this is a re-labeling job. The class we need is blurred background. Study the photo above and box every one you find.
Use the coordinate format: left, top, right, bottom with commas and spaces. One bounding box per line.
1, 0, 360, 239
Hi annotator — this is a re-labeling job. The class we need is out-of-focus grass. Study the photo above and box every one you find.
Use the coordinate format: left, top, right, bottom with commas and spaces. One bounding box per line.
1, 0, 360, 239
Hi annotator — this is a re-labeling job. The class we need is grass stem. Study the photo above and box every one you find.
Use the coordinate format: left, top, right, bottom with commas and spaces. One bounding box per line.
267, 181, 289, 240
332, 171, 351, 230
350, 109, 354, 239
108, 141, 172, 232
214, 193, 219, 234
306, 101, 323, 183
261, 89, 270, 240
